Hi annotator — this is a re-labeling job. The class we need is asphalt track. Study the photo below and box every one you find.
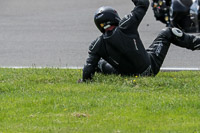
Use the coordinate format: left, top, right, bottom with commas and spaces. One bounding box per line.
0, 0, 199, 69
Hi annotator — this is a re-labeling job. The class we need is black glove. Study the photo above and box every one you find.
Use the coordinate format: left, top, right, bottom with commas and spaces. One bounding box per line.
132, 0, 139, 5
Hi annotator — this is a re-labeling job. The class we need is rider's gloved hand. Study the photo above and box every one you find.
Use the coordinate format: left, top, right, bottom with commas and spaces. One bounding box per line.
132, 0, 138, 5
132, 0, 149, 7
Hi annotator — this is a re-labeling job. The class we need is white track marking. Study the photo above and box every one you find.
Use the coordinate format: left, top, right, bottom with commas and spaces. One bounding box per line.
0, 66, 199, 71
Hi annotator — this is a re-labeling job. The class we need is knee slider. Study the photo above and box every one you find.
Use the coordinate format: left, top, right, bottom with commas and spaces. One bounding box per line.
172, 28, 183, 37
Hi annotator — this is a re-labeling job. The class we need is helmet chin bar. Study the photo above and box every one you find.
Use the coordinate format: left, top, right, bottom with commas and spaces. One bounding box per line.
103, 25, 111, 29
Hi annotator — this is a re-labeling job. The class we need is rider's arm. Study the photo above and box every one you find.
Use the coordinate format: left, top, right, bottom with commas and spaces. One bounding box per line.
119, 0, 149, 32
82, 38, 101, 82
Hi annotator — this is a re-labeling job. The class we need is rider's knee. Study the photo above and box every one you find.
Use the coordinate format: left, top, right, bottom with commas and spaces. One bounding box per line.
159, 27, 172, 39
171, 27, 183, 37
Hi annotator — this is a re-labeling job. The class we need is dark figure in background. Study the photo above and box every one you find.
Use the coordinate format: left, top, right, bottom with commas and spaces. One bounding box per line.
152, 0, 199, 32
170, 0, 194, 32
79, 0, 200, 82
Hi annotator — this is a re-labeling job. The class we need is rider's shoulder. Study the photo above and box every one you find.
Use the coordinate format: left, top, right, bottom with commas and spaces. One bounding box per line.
89, 36, 102, 51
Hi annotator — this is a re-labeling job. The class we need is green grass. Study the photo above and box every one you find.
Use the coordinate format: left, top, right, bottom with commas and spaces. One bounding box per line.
0, 68, 200, 133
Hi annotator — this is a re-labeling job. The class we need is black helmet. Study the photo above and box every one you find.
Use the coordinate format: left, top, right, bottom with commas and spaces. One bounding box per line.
94, 6, 121, 33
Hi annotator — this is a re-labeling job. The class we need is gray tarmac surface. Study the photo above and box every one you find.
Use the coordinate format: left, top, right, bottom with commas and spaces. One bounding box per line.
0, 0, 199, 68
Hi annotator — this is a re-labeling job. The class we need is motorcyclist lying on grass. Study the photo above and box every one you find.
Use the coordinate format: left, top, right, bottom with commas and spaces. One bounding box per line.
79, 0, 200, 82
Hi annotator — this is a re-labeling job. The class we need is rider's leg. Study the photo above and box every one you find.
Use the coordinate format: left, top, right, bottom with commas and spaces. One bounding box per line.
146, 27, 200, 75
97, 59, 118, 74
146, 28, 171, 75
171, 27, 200, 50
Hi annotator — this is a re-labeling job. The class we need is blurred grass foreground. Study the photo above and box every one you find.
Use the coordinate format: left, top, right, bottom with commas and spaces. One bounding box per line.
0, 68, 200, 132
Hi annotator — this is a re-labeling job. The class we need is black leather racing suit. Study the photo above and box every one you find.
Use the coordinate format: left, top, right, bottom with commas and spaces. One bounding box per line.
82, 0, 151, 81
82, 0, 200, 81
